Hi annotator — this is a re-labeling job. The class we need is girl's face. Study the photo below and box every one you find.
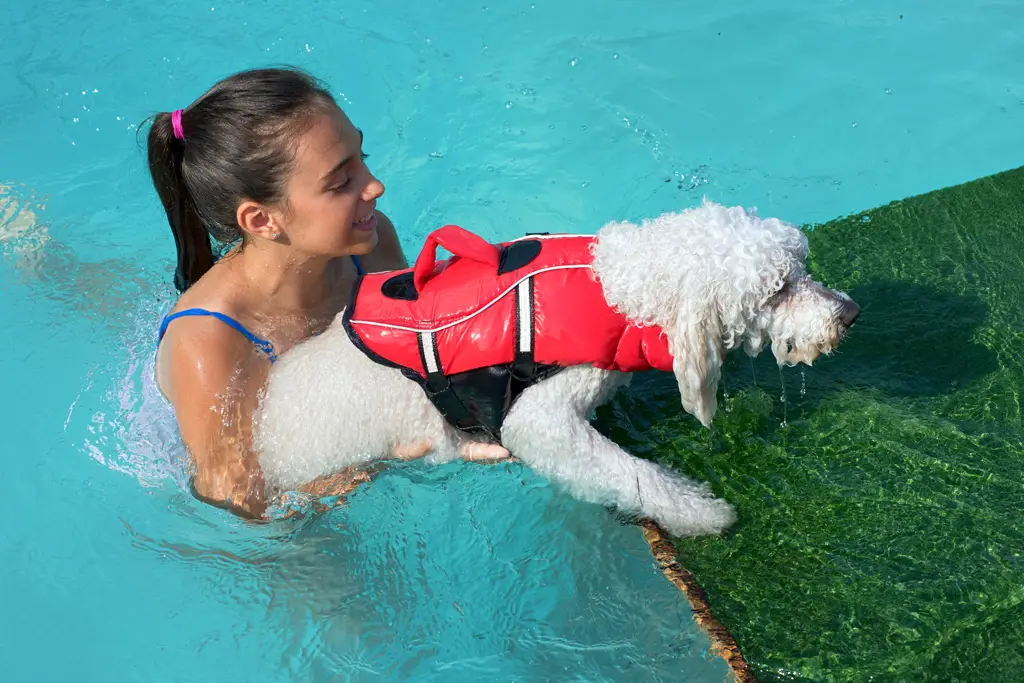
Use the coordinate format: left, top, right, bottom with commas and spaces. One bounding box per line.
276, 106, 384, 258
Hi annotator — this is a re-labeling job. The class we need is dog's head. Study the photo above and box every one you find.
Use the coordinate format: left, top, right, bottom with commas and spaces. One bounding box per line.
760, 276, 859, 367
595, 201, 857, 428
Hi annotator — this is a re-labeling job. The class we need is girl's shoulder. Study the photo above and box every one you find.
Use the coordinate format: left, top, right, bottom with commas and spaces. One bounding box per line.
156, 268, 277, 399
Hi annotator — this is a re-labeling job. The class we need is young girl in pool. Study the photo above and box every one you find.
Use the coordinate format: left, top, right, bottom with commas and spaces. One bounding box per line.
148, 67, 507, 519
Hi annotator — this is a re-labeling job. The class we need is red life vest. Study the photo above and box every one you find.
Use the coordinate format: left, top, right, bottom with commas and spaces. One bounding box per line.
342, 225, 673, 439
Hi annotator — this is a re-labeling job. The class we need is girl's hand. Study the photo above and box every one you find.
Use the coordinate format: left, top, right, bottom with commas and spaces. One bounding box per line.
393, 439, 432, 460
459, 441, 511, 463
392, 439, 511, 463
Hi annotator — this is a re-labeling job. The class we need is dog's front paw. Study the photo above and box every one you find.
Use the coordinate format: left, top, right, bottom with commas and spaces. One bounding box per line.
657, 495, 737, 538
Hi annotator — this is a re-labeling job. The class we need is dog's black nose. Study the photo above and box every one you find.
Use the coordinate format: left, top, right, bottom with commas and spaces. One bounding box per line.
841, 300, 860, 327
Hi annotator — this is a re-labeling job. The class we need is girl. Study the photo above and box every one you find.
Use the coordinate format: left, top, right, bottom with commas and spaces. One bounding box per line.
148, 67, 506, 519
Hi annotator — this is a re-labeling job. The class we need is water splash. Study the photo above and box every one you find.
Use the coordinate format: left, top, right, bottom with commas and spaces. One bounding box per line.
778, 365, 788, 428
73, 292, 189, 489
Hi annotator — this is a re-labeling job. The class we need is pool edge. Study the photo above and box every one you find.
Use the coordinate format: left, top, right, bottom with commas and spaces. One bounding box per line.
640, 521, 758, 683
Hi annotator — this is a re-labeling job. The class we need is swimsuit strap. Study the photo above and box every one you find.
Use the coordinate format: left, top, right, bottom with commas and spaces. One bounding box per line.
157, 308, 278, 363
157, 258, 363, 362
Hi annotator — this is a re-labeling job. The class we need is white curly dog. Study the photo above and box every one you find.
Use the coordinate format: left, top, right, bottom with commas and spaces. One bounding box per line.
254, 201, 858, 537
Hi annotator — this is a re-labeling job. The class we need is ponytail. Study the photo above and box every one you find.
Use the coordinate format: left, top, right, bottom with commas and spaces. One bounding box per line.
146, 110, 215, 292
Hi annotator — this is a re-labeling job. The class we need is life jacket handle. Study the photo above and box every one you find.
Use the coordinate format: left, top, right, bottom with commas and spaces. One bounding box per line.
413, 224, 501, 293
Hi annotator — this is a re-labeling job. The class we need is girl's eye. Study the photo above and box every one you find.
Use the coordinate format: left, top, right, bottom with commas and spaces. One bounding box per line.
329, 155, 369, 192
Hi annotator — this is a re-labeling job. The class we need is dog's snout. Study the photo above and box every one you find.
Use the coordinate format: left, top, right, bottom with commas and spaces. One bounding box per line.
840, 300, 860, 327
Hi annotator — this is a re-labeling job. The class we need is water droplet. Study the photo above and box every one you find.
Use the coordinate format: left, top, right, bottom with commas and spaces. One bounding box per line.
505, 101, 513, 108
581, 181, 590, 188
81, 90, 86, 95
73, 117, 79, 123
549, 124, 556, 130
851, 121, 858, 128
569, 57, 578, 66
305, 43, 312, 53
884, 88, 892, 95
520, 87, 536, 96
581, 125, 587, 131
429, 152, 444, 159
413, 84, 420, 90
92, 88, 98, 93
612, 53, 619, 59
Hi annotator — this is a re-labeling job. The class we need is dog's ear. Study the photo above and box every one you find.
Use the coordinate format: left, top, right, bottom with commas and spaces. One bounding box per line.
669, 309, 725, 428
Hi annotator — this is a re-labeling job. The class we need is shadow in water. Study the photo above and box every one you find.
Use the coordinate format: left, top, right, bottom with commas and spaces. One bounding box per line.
801, 279, 998, 399
593, 278, 999, 448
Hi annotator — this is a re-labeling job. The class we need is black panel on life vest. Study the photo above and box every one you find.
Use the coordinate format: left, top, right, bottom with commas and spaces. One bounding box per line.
380, 271, 419, 301
497, 239, 542, 275
426, 362, 565, 440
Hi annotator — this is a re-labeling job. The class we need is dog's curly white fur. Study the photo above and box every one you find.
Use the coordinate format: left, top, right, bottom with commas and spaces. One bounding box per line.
254, 201, 858, 537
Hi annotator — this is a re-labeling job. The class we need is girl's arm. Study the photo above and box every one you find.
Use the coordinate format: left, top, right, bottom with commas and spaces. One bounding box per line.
161, 316, 271, 519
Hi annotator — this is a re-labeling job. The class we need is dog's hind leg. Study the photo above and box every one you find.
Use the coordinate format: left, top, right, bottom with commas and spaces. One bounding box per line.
500, 366, 736, 537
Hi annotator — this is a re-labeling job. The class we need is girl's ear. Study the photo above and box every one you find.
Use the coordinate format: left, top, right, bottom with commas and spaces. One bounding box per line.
237, 200, 281, 241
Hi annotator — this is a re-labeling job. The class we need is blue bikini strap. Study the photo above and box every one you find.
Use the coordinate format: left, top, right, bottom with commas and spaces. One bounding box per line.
158, 259, 362, 361
157, 308, 278, 363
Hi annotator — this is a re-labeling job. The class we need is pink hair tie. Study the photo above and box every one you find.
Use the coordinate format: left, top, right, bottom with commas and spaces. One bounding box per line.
171, 109, 185, 140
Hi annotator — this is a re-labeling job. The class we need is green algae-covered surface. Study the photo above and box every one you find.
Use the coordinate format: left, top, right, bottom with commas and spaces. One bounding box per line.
598, 166, 1024, 681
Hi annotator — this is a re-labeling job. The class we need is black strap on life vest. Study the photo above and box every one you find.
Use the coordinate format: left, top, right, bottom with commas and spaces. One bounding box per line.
416, 331, 496, 438
411, 276, 541, 442
512, 277, 536, 381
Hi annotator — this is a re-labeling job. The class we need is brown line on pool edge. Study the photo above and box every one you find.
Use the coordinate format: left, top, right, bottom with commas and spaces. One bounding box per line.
639, 521, 758, 683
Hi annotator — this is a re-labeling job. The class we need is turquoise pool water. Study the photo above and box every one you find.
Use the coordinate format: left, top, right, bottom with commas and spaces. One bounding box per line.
2, 0, 1022, 680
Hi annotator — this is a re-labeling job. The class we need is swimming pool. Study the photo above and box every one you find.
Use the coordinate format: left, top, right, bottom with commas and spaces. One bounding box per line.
2, 0, 1022, 680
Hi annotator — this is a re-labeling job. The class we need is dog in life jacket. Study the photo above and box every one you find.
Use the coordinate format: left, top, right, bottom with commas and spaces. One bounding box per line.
256, 201, 860, 537
342, 225, 679, 442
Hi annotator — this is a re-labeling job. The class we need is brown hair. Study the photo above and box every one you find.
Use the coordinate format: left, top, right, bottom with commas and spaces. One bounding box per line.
144, 66, 336, 291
